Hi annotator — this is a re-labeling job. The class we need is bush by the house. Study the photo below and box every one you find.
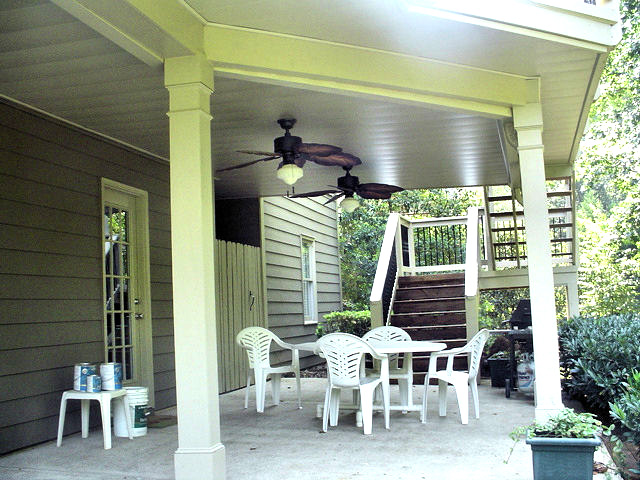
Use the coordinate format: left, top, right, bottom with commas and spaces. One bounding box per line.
558, 314, 640, 411
610, 370, 640, 446
316, 310, 371, 338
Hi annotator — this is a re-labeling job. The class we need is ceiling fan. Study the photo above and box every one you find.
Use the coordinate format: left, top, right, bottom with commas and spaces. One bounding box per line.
215, 118, 362, 185
289, 167, 404, 212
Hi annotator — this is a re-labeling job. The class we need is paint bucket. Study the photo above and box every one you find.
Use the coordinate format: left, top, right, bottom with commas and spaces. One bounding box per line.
73, 363, 96, 391
100, 362, 122, 390
86, 374, 102, 393
114, 386, 150, 437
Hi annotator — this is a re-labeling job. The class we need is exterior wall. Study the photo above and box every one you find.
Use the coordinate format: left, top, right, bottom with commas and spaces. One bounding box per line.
262, 196, 342, 367
0, 101, 344, 453
0, 101, 175, 454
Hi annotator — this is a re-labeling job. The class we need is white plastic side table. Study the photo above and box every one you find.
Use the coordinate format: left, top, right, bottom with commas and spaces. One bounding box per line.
56, 389, 133, 450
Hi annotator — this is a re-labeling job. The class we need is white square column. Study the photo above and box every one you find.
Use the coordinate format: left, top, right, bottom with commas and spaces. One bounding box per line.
513, 104, 564, 421
165, 54, 225, 479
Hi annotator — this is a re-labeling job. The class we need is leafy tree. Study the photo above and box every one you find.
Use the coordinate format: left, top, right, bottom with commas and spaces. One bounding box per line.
576, 0, 640, 316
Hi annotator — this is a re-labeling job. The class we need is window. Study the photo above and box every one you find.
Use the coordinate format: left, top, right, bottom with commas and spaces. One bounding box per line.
301, 237, 317, 323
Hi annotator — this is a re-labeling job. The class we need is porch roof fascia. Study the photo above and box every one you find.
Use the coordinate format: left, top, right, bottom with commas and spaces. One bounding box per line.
203, 24, 532, 118
401, 0, 621, 50
51, 0, 205, 65
53, 0, 621, 122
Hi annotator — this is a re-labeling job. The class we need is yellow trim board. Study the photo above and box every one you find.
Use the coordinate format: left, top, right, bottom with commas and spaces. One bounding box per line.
205, 24, 535, 115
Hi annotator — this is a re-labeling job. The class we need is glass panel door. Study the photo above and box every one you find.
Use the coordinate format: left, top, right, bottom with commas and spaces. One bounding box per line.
104, 205, 135, 381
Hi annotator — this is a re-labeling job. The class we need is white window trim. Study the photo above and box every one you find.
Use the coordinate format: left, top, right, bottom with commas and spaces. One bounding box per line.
300, 235, 318, 324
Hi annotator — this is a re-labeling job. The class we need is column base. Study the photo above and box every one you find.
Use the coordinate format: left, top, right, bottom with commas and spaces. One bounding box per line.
535, 405, 565, 422
175, 443, 226, 480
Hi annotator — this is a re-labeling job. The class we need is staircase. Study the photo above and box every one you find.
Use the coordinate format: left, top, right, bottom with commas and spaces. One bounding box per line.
389, 273, 468, 383
484, 179, 575, 268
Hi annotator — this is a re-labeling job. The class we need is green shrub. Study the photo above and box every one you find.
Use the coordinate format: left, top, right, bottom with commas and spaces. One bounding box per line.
316, 310, 371, 338
610, 370, 640, 446
512, 408, 609, 440
558, 314, 640, 411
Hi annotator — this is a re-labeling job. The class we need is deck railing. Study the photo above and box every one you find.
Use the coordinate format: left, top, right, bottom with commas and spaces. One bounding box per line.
370, 208, 485, 329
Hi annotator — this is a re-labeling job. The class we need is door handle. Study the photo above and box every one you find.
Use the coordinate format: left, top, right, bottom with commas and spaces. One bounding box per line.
249, 291, 255, 311
134, 313, 144, 320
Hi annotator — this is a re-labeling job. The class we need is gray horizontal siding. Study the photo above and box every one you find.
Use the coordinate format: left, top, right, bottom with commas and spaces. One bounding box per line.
262, 196, 341, 361
0, 100, 175, 454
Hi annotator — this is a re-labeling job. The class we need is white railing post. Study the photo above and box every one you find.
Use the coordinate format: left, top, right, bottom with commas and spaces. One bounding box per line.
395, 218, 405, 277
370, 213, 401, 328
464, 207, 481, 339
407, 218, 416, 275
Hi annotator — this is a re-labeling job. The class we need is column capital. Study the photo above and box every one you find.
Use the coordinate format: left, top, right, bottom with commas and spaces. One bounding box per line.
165, 53, 214, 91
513, 103, 543, 152
513, 103, 543, 131
165, 54, 214, 115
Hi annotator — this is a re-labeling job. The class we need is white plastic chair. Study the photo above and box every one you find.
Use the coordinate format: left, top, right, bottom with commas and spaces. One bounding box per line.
363, 326, 413, 411
236, 326, 301, 413
316, 333, 390, 435
421, 329, 490, 424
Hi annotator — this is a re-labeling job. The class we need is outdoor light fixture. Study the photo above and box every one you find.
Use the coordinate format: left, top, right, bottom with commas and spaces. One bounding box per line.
276, 161, 303, 185
341, 195, 360, 213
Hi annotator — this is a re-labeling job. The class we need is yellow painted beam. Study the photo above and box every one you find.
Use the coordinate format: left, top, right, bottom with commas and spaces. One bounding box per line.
205, 24, 534, 116
123, 0, 205, 54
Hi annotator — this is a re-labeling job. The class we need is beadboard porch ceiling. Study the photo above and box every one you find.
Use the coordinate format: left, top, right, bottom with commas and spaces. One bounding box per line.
0, 0, 616, 199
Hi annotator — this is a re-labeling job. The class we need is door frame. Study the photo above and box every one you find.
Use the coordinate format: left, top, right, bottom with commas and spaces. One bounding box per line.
101, 178, 155, 406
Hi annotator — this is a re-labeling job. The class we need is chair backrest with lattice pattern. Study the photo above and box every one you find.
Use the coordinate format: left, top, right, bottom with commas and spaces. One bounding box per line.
236, 327, 275, 369
466, 329, 491, 380
317, 333, 375, 388
363, 326, 410, 366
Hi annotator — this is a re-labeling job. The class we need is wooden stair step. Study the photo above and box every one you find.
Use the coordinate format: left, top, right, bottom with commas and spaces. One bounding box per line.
404, 326, 466, 341
490, 210, 524, 218
398, 273, 465, 287
393, 297, 465, 313
394, 284, 464, 300
488, 191, 570, 202
487, 195, 514, 202
390, 312, 466, 328
547, 191, 572, 197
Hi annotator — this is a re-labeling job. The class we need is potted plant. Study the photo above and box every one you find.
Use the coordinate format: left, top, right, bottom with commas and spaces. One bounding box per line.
487, 351, 511, 388
509, 408, 611, 480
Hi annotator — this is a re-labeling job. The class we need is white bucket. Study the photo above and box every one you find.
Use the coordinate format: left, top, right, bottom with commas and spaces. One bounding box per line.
114, 386, 149, 437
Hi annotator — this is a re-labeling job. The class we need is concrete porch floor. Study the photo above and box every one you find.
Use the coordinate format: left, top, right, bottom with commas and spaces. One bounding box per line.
0, 378, 614, 479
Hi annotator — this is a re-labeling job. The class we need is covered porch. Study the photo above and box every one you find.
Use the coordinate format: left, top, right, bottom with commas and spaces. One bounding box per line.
1, 378, 541, 480
0, 1, 623, 478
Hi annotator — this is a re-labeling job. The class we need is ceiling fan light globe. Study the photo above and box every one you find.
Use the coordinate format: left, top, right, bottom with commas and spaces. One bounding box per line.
276, 163, 303, 185
341, 196, 360, 213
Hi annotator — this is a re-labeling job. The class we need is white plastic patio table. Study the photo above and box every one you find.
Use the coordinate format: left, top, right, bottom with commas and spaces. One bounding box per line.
291, 339, 446, 419
56, 389, 133, 450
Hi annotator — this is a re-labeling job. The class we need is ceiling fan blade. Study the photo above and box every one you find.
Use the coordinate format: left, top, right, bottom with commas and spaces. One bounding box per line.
324, 192, 346, 205
356, 183, 404, 199
298, 143, 342, 156
289, 189, 342, 199
237, 149, 279, 157
215, 155, 280, 173
309, 152, 362, 167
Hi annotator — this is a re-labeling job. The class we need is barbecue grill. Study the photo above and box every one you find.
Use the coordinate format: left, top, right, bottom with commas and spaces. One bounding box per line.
503, 299, 533, 397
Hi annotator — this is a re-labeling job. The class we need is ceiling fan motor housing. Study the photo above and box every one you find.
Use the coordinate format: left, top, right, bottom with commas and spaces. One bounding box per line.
274, 134, 302, 156
338, 172, 359, 191
274, 117, 301, 164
